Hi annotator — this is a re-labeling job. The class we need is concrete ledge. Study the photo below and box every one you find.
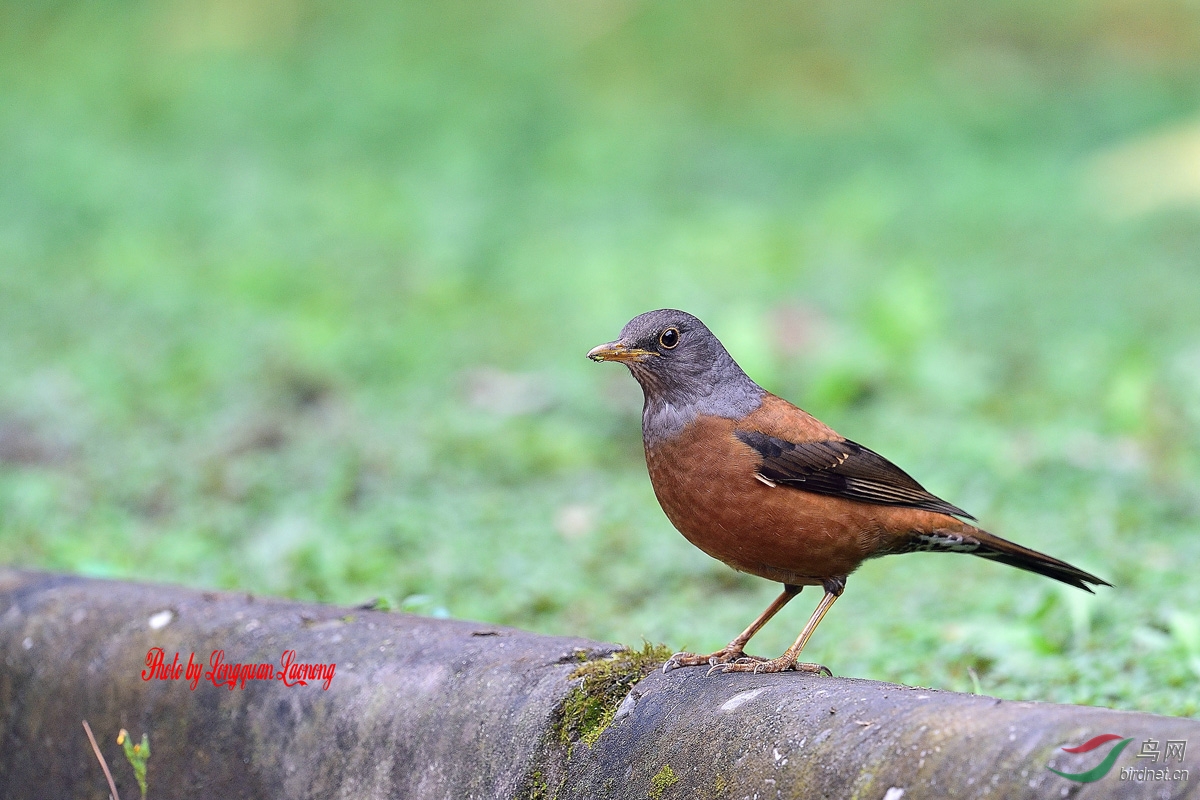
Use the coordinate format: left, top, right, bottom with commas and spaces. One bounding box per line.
1, 570, 1196, 799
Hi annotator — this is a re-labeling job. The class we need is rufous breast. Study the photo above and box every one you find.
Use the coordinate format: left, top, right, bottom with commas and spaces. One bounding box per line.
643, 405, 898, 585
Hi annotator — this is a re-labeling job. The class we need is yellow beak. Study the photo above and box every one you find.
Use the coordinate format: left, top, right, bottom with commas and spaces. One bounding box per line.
586, 341, 659, 363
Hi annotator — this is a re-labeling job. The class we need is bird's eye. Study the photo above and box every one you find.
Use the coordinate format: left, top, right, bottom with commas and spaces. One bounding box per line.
659, 327, 680, 349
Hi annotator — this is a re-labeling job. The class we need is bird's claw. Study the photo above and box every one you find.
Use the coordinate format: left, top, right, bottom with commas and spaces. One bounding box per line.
703, 654, 766, 676
713, 657, 834, 676
663, 647, 760, 673
662, 648, 832, 676
713, 656, 771, 674
663, 651, 708, 673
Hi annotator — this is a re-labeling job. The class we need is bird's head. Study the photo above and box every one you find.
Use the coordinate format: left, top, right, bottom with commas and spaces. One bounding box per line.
587, 309, 761, 433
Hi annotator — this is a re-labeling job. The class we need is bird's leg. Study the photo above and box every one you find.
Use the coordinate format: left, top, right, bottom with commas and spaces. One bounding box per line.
720, 577, 845, 675
662, 585, 801, 673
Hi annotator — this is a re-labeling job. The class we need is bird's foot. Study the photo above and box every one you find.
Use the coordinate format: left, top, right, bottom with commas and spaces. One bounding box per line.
716, 656, 833, 676
662, 646, 766, 674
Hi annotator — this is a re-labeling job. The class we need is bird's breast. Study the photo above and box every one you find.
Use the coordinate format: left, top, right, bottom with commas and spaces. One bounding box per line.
643, 415, 888, 583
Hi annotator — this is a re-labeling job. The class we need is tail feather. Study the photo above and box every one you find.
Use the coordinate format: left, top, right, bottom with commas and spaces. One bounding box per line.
899, 527, 1110, 592
969, 530, 1110, 593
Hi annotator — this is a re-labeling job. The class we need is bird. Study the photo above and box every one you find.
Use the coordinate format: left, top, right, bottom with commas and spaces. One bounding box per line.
587, 309, 1110, 675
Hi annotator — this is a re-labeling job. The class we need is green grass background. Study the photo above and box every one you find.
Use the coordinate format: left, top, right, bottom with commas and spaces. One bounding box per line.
1, 0, 1198, 716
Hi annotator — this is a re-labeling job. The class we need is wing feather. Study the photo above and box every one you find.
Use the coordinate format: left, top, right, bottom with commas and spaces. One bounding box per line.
734, 430, 976, 520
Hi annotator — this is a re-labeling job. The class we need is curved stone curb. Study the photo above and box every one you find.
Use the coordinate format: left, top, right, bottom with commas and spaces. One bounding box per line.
0, 570, 1196, 799
0, 570, 614, 799
560, 669, 1198, 799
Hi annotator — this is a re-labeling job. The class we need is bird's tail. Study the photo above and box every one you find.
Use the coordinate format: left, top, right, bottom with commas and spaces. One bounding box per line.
968, 529, 1111, 593
900, 526, 1110, 592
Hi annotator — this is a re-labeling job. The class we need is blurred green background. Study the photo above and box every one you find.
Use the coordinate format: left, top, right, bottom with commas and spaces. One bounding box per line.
1, 0, 1198, 716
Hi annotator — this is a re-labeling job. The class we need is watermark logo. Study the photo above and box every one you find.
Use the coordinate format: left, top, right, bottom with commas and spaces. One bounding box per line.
1121, 738, 1190, 783
1048, 734, 1189, 784
1047, 734, 1133, 783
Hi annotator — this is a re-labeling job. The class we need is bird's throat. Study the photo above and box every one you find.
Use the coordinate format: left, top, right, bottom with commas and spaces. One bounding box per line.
640, 382, 765, 444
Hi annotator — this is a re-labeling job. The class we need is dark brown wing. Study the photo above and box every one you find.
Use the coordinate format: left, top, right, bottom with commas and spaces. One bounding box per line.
734, 430, 976, 520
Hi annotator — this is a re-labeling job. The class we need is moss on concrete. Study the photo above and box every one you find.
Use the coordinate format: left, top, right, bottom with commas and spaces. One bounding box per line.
522, 769, 550, 800
648, 765, 679, 799
557, 642, 671, 748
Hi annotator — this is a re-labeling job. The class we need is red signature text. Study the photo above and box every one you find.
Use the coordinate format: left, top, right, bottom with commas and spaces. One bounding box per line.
140, 648, 335, 691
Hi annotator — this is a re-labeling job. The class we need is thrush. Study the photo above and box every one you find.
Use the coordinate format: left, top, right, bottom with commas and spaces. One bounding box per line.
588, 309, 1110, 674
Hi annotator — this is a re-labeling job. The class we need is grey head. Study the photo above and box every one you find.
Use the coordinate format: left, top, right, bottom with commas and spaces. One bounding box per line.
587, 309, 764, 441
